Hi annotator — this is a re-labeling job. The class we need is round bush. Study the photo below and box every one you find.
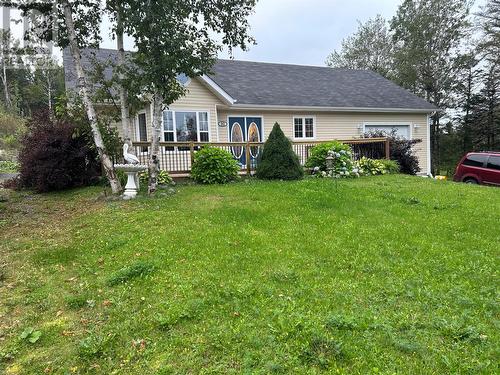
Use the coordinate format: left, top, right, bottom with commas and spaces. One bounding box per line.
305, 141, 352, 171
191, 146, 240, 184
312, 149, 359, 178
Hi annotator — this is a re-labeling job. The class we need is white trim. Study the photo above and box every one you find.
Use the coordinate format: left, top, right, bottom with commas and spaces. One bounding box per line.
199, 75, 236, 105
183, 77, 192, 87
215, 104, 220, 142
226, 115, 265, 142
230, 122, 244, 157
135, 110, 147, 142
292, 115, 316, 140
149, 103, 154, 142
230, 103, 436, 113
427, 114, 432, 175
363, 121, 412, 139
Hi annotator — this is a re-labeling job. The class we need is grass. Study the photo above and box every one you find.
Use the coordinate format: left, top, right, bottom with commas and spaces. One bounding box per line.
0, 160, 19, 174
0, 175, 498, 374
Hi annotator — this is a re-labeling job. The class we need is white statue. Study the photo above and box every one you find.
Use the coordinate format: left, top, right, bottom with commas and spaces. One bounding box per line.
123, 143, 140, 164
114, 143, 148, 199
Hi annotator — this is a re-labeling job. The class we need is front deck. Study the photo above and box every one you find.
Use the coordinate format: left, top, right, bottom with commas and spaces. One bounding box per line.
130, 137, 390, 176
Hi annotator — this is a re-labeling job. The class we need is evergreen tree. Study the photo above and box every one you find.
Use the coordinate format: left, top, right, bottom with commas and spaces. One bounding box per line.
256, 123, 303, 180
390, 0, 473, 174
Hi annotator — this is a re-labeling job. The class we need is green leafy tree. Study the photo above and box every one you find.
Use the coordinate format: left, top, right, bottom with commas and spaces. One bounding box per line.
119, 0, 257, 193
390, 0, 473, 174
256, 122, 303, 180
326, 15, 394, 78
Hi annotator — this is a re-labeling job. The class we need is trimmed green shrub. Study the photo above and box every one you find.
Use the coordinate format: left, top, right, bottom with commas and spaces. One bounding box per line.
256, 122, 303, 180
305, 141, 353, 171
191, 146, 240, 184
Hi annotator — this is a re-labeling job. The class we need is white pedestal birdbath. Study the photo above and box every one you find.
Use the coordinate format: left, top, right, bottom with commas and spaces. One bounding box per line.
114, 164, 148, 198
114, 143, 148, 199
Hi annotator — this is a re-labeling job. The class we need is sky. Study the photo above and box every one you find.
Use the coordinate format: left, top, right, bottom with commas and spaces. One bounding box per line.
2, 0, 487, 67
99, 0, 402, 66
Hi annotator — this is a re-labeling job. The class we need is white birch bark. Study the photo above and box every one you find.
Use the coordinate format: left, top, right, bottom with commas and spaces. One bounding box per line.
116, 8, 130, 143
46, 69, 52, 111
62, 0, 121, 194
148, 91, 162, 194
0, 37, 11, 107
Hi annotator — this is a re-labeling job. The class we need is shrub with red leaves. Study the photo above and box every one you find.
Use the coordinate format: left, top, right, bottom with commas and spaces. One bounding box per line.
363, 130, 422, 175
17, 110, 101, 192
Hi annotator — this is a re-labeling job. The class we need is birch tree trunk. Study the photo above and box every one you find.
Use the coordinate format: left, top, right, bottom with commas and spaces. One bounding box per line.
0, 41, 11, 108
148, 91, 162, 194
62, 0, 121, 194
116, 7, 130, 143
46, 70, 52, 111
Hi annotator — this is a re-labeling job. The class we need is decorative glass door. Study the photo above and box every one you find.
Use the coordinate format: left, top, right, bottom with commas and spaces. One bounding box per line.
228, 117, 262, 166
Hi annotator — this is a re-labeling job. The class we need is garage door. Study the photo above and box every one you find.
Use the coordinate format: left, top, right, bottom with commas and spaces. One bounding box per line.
365, 125, 410, 139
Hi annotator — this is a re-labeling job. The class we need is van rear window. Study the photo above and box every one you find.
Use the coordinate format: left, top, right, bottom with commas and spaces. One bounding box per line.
463, 154, 487, 167
487, 155, 500, 171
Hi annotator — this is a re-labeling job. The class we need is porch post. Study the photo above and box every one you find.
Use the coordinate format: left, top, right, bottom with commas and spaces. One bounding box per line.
385, 138, 390, 160
246, 141, 251, 175
190, 141, 195, 166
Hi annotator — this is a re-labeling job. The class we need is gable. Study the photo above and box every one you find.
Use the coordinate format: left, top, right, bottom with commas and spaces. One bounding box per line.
169, 77, 224, 109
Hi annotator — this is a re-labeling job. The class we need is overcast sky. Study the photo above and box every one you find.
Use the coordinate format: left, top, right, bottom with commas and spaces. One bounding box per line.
2, 0, 486, 67
99, 0, 402, 66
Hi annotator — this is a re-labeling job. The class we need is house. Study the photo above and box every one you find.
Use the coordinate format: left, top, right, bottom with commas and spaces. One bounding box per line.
63, 48, 437, 174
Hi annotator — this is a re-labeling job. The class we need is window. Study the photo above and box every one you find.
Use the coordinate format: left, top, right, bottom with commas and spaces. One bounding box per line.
487, 155, 500, 170
137, 113, 147, 141
364, 125, 410, 139
162, 110, 209, 143
199, 112, 209, 142
294, 117, 315, 139
463, 154, 487, 168
163, 111, 174, 141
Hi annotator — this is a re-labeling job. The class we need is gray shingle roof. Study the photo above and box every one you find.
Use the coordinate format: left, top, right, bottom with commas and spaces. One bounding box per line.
63, 48, 436, 111
211, 59, 436, 110
63, 47, 189, 94
63, 47, 120, 92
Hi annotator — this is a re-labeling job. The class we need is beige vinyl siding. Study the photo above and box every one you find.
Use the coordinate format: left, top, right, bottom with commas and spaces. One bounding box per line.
218, 109, 430, 174
123, 77, 223, 141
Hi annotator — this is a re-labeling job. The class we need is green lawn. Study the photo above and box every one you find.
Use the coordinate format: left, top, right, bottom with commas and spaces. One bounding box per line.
0, 176, 499, 374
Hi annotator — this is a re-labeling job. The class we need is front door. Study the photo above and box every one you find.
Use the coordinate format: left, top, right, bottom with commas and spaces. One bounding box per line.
228, 117, 263, 165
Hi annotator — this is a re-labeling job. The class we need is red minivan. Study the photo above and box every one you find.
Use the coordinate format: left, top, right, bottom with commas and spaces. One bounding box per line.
453, 151, 500, 186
